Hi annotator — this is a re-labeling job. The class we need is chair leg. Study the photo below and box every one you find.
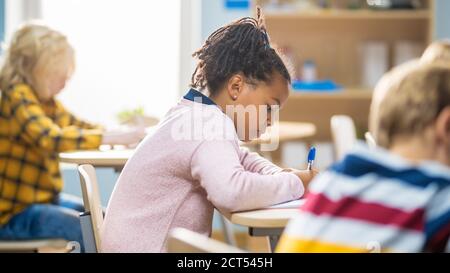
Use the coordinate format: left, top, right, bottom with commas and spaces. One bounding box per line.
218, 213, 237, 247
80, 212, 97, 253
67, 241, 81, 253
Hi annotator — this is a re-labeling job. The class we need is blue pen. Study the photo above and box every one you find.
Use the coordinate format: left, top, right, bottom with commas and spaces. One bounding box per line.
307, 147, 316, 170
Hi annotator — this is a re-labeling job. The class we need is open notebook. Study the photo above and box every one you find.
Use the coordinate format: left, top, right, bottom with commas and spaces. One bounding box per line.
265, 199, 306, 209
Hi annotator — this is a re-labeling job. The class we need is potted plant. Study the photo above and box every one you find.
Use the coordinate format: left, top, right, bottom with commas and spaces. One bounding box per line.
116, 106, 159, 127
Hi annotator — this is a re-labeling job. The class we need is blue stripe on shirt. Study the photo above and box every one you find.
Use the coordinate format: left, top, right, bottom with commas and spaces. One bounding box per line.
426, 209, 450, 240
329, 154, 450, 189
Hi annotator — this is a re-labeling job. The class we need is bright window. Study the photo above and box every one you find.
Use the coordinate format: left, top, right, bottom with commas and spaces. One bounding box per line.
41, 0, 181, 127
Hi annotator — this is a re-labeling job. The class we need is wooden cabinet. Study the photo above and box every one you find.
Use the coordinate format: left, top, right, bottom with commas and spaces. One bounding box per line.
280, 90, 372, 141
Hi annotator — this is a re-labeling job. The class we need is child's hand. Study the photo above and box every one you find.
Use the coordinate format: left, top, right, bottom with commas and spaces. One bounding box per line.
102, 126, 146, 147
282, 168, 319, 189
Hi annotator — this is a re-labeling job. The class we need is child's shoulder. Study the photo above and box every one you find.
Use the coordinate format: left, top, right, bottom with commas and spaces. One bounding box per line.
330, 142, 450, 188
164, 100, 237, 142
5, 83, 38, 102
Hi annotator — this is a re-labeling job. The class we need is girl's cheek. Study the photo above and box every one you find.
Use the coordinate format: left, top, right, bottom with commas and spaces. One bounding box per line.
50, 77, 67, 95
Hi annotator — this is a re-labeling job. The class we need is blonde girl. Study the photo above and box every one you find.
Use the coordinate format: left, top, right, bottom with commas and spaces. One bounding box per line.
0, 23, 144, 250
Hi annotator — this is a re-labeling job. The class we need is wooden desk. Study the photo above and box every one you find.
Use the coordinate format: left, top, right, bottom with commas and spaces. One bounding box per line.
59, 148, 133, 171
59, 126, 157, 169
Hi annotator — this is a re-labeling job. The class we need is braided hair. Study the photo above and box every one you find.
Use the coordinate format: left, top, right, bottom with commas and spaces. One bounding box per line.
191, 7, 291, 96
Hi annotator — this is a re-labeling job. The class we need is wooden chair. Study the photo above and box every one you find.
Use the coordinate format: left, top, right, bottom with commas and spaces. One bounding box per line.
167, 227, 245, 253
365, 132, 377, 149
331, 115, 357, 161
78, 164, 104, 253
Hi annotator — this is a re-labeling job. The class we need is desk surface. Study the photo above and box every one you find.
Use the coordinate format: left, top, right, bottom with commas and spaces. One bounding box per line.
59, 148, 133, 167
229, 208, 298, 228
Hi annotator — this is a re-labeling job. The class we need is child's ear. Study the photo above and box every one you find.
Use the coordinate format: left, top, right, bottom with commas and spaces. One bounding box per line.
435, 106, 450, 146
226, 74, 244, 101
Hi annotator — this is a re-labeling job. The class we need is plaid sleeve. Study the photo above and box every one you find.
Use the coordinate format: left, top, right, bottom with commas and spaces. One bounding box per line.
54, 100, 103, 130
9, 88, 103, 153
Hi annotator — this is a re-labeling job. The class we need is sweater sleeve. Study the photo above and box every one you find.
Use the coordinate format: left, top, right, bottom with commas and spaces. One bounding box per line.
239, 146, 284, 175
190, 139, 304, 214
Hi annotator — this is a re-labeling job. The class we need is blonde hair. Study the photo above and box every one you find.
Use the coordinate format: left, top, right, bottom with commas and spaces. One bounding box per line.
421, 40, 450, 64
0, 22, 75, 100
370, 61, 450, 148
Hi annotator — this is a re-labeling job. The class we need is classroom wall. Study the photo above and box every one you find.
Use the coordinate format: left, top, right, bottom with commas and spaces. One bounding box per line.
180, 0, 202, 95
202, 0, 450, 47
0, 0, 4, 46
435, 0, 450, 39
201, 0, 250, 41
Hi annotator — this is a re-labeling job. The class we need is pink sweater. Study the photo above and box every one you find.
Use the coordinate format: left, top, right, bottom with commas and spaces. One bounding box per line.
100, 98, 304, 252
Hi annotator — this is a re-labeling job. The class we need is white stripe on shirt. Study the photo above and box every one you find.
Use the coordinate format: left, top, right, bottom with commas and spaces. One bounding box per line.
309, 171, 437, 211
283, 211, 425, 252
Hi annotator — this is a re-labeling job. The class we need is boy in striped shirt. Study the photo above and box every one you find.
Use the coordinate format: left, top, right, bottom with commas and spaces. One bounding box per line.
277, 61, 450, 253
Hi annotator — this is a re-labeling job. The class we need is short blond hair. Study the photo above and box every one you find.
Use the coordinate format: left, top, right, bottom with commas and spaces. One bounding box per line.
0, 22, 75, 100
421, 40, 450, 64
370, 61, 450, 148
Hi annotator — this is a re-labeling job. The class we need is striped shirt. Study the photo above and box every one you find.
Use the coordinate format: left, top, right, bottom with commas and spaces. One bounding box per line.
277, 143, 450, 253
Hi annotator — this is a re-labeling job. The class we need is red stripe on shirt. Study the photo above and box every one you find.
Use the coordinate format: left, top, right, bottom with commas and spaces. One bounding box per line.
302, 192, 425, 231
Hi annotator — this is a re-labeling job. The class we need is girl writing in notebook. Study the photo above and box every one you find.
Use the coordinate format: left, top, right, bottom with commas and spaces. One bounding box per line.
101, 8, 317, 252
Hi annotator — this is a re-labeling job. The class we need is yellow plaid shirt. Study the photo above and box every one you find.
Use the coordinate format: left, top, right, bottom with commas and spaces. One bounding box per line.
0, 84, 103, 226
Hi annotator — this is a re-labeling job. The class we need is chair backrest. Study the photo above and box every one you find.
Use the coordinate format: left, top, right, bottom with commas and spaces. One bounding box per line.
0, 239, 72, 253
365, 131, 377, 149
167, 228, 245, 253
331, 115, 357, 161
78, 164, 103, 252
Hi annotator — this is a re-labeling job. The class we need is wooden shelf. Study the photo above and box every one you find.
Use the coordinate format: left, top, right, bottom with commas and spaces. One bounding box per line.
281, 88, 373, 141
289, 87, 373, 99
264, 9, 430, 20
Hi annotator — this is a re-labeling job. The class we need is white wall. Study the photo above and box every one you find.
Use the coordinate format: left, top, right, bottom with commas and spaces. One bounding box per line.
435, 0, 450, 39
4, 0, 41, 41
180, 0, 202, 95
201, 0, 250, 41
41, 0, 181, 128
5, 0, 25, 40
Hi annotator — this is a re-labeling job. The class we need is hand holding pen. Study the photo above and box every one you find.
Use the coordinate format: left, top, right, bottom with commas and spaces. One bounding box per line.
282, 147, 318, 190
307, 147, 316, 170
